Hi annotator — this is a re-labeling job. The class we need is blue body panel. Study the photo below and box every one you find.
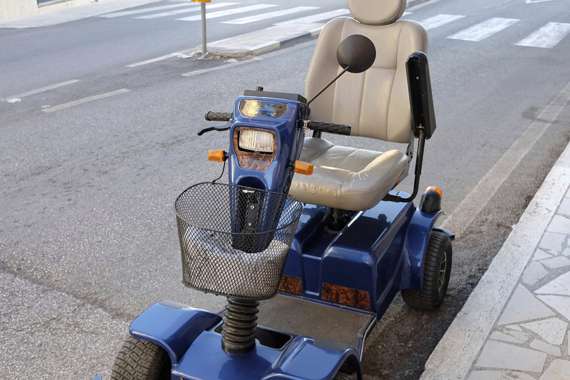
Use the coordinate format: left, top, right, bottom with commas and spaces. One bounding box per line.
400, 209, 442, 290
129, 302, 222, 366
228, 96, 307, 193
282, 196, 440, 317
175, 333, 356, 380
130, 303, 359, 380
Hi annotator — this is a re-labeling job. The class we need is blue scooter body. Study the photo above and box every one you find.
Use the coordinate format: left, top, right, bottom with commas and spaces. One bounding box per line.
127, 93, 446, 379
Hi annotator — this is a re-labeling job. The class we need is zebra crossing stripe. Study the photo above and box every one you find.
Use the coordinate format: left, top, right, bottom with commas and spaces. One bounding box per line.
276, 8, 349, 25
419, 14, 465, 31
448, 17, 519, 42
177, 4, 277, 21
516, 22, 570, 49
224, 6, 318, 25
101, 3, 193, 18
136, 2, 237, 19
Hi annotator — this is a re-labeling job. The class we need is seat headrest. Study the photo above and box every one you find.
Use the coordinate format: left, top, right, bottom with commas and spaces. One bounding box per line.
348, 0, 407, 26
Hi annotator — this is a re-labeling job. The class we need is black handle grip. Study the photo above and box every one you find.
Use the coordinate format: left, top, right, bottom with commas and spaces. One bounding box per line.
307, 121, 351, 136
205, 111, 232, 122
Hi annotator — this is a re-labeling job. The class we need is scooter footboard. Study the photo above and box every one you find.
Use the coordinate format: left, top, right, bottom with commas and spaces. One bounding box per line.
258, 295, 376, 360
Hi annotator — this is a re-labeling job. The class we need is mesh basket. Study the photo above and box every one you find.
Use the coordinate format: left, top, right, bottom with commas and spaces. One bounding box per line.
175, 182, 304, 300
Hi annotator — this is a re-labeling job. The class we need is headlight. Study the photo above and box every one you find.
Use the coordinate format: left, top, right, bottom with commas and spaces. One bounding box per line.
238, 129, 274, 153
239, 99, 288, 118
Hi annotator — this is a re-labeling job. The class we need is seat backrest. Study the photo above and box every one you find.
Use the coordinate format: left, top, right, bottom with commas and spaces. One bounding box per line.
306, 0, 427, 143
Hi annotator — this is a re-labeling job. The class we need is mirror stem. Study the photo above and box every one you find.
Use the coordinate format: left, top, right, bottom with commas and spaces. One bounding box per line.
307, 66, 350, 106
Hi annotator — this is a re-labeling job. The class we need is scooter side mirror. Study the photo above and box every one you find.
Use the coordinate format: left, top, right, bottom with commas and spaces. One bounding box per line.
337, 34, 376, 74
308, 34, 376, 105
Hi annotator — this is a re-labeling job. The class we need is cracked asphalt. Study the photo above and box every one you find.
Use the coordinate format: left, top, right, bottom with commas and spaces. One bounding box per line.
0, 269, 126, 378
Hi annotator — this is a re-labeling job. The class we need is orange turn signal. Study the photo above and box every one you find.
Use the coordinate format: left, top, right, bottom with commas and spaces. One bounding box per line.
426, 186, 443, 198
294, 160, 314, 175
208, 150, 227, 162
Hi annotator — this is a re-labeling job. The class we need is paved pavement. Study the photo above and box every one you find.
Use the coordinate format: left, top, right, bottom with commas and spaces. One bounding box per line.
422, 102, 570, 380
1, 0, 570, 378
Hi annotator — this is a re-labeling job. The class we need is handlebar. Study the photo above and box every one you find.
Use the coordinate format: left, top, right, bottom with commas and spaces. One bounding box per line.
306, 121, 351, 136
202, 113, 351, 136
205, 111, 232, 122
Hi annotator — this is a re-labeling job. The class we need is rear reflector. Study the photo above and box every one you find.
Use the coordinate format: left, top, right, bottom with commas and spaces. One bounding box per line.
321, 283, 371, 311
278, 276, 303, 295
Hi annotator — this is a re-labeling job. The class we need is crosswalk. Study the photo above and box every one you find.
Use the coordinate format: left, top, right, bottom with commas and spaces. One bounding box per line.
448, 17, 519, 42
100, 2, 570, 51
135, 2, 236, 19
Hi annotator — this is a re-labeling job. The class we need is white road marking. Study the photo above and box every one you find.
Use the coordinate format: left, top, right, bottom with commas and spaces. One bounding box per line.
440, 82, 570, 237
419, 14, 465, 30
101, 3, 194, 18
408, 0, 441, 12
182, 57, 262, 77
516, 22, 570, 48
136, 2, 236, 19
448, 17, 519, 42
224, 6, 318, 25
177, 4, 277, 21
276, 9, 349, 25
126, 50, 195, 68
2, 79, 80, 103
42, 88, 130, 113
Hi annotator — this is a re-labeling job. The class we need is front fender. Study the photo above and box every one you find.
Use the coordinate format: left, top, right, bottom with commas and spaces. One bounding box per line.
399, 209, 441, 290
129, 302, 222, 366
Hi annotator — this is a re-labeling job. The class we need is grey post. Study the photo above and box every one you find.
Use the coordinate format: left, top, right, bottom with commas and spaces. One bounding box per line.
200, 2, 207, 55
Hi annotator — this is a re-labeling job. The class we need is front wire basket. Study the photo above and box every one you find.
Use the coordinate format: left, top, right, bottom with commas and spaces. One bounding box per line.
175, 182, 303, 300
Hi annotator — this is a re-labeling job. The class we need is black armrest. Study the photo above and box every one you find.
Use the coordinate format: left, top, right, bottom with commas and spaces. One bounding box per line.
406, 52, 436, 139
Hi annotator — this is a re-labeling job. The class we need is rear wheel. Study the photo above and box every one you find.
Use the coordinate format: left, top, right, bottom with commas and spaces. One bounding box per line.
111, 335, 170, 380
402, 230, 452, 310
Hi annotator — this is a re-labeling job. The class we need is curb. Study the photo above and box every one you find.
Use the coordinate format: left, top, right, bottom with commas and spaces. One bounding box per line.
208, 23, 323, 58
421, 141, 570, 379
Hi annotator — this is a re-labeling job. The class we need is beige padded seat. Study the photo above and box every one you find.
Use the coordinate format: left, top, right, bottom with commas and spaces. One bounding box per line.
290, 0, 427, 211
291, 138, 409, 211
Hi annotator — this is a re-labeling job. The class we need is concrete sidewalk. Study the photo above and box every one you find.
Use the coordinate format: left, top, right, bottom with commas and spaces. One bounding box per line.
421, 141, 570, 377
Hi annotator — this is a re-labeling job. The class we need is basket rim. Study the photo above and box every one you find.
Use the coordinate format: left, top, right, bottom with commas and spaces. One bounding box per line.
174, 181, 304, 236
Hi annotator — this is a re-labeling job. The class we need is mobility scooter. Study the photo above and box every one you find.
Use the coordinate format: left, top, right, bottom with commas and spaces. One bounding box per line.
111, 0, 453, 378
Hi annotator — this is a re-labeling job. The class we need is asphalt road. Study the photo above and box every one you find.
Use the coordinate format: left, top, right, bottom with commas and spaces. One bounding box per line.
1, 0, 570, 378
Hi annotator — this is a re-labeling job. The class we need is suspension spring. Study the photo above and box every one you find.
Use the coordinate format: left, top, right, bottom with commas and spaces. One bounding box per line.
222, 297, 259, 354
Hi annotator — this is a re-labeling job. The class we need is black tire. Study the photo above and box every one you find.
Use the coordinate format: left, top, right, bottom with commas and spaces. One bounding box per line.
402, 230, 452, 310
111, 335, 170, 380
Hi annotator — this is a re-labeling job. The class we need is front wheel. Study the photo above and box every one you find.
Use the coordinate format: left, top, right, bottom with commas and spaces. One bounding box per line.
402, 230, 452, 310
111, 335, 170, 380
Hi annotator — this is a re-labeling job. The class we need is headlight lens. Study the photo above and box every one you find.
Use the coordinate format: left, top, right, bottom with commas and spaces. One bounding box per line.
238, 129, 274, 153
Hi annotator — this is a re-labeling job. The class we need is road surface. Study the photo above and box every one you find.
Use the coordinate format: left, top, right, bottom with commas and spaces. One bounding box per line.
1, 0, 569, 378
